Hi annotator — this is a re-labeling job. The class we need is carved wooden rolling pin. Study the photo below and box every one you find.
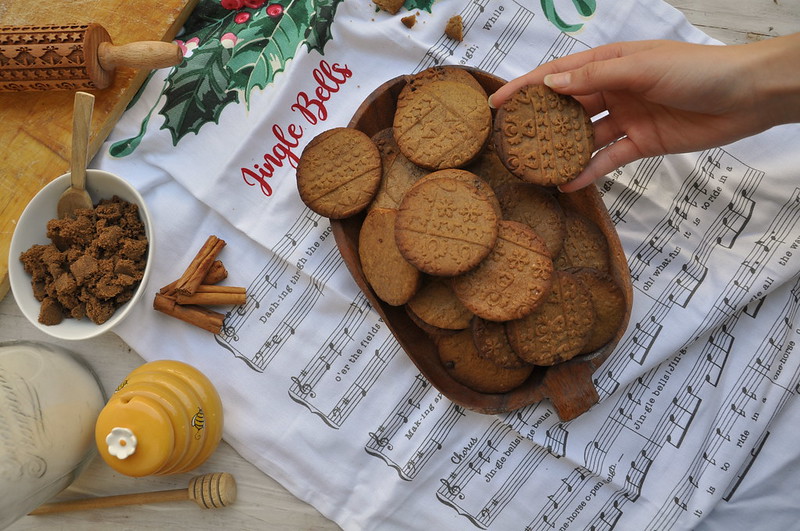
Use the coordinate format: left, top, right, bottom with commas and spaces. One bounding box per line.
0, 23, 183, 91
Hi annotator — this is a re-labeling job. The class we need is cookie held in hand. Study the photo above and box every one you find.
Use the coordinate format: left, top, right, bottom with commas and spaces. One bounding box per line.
493, 84, 593, 187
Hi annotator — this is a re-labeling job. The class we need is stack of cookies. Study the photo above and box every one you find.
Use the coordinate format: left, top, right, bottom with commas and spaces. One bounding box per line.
296, 66, 626, 396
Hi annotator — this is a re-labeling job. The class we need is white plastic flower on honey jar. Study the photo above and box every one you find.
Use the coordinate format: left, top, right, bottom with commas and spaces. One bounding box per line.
105, 427, 137, 459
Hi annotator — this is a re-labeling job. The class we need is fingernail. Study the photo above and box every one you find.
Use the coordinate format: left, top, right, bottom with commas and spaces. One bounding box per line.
544, 72, 571, 89
487, 94, 496, 109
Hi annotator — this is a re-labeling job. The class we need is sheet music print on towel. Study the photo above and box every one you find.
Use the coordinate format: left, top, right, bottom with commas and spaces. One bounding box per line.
581, 145, 800, 528
96, 0, 800, 529
414, 1, 589, 77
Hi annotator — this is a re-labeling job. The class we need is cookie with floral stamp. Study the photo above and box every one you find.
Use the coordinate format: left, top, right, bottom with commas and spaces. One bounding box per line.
567, 267, 626, 354
506, 270, 595, 366
452, 220, 553, 322
296, 127, 382, 219
406, 277, 473, 331
398, 66, 487, 104
471, 316, 530, 369
393, 80, 491, 170
494, 181, 566, 258
410, 169, 502, 218
493, 84, 593, 187
395, 174, 499, 276
465, 139, 522, 190
554, 208, 611, 272
437, 329, 534, 393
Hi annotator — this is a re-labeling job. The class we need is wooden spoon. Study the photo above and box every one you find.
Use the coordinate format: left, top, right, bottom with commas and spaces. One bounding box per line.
28, 472, 237, 514
56, 91, 95, 218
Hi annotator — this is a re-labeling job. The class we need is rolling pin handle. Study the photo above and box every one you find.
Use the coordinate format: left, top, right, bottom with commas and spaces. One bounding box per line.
97, 41, 184, 71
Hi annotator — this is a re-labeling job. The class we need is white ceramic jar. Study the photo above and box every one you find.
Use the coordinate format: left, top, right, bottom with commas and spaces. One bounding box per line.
0, 341, 105, 528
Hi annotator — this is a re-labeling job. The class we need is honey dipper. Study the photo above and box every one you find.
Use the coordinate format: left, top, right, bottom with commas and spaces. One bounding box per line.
0, 23, 183, 92
28, 472, 237, 515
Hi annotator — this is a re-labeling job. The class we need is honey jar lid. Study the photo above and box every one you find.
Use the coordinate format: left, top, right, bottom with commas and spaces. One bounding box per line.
94, 394, 175, 477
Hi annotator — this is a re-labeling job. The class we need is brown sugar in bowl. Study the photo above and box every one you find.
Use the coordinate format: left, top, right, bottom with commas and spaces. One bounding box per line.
331, 67, 632, 421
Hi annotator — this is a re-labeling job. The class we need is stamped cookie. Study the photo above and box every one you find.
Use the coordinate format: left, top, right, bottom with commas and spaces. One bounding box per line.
398, 66, 487, 103
406, 278, 473, 331
506, 270, 595, 366
451, 220, 553, 322
393, 80, 491, 170
370, 128, 428, 210
395, 174, 499, 276
471, 316, 530, 369
466, 140, 521, 190
554, 208, 611, 272
359, 208, 422, 306
494, 182, 566, 258
493, 84, 593, 187
410, 169, 502, 218
437, 329, 534, 393
568, 267, 626, 354
296, 127, 382, 218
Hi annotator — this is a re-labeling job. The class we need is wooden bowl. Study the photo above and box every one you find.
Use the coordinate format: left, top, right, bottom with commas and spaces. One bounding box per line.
332, 67, 632, 420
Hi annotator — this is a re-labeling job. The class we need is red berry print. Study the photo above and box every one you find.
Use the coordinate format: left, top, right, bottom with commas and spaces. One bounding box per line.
234, 11, 251, 23
243, 0, 267, 7
266, 3, 284, 18
221, 0, 243, 9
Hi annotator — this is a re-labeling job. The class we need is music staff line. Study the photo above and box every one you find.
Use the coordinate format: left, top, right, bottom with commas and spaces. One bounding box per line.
606, 156, 663, 226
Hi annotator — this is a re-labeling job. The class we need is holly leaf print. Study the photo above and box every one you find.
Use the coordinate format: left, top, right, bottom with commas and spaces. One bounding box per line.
226, 1, 313, 105
161, 43, 239, 142
110, 0, 347, 153
404, 0, 435, 13
304, 0, 344, 53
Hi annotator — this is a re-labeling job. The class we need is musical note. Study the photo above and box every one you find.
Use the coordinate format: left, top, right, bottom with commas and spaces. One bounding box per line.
730, 403, 746, 417
318, 354, 332, 370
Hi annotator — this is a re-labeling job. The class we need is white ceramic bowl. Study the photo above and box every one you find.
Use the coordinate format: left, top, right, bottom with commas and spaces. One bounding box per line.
8, 170, 153, 340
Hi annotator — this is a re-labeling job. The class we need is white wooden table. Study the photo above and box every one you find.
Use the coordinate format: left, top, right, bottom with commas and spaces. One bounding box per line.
3, 2, 797, 529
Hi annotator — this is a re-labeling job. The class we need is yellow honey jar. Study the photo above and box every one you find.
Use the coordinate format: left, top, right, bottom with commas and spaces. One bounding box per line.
94, 360, 223, 477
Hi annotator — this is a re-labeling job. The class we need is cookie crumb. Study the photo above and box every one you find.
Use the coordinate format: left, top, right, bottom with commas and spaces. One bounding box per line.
375, 0, 404, 15
401, 14, 417, 28
445, 15, 463, 41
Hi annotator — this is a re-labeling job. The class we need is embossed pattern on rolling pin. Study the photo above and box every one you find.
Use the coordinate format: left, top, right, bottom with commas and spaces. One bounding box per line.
0, 24, 95, 91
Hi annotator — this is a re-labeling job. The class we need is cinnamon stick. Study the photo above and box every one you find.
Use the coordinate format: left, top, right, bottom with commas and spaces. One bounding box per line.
203, 260, 228, 285
160, 236, 226, 296
175, 286, 246, 307
153, 294, 225, 334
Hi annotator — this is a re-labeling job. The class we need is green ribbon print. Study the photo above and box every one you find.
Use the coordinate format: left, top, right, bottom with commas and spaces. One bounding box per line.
541, 0, 597, 32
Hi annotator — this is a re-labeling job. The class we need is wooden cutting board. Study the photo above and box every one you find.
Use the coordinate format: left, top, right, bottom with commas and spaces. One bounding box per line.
0, 0, 199, 299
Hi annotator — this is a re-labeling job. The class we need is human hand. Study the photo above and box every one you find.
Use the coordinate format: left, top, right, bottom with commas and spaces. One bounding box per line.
489, 36, 800, 192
